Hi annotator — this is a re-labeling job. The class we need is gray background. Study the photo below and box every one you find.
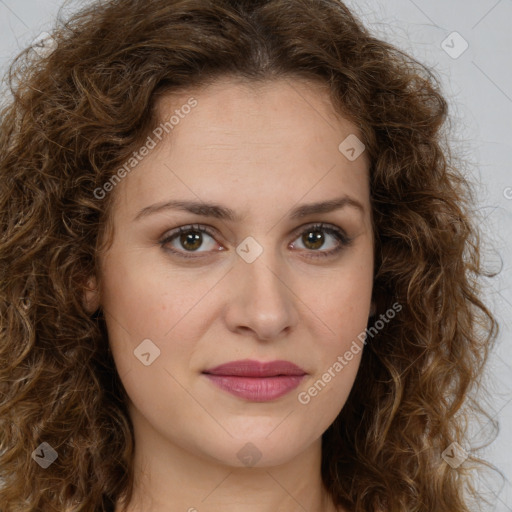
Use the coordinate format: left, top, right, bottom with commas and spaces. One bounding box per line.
0, 0, 510, 509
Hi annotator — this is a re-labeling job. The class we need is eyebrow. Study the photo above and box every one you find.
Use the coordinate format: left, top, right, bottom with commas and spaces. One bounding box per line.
133, 195, 365, 222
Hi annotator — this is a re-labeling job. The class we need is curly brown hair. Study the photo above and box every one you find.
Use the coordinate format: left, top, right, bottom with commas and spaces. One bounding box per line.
0, 0, 500, 510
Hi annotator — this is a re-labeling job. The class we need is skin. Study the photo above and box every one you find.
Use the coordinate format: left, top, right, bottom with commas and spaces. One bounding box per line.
84, 76, 375, 512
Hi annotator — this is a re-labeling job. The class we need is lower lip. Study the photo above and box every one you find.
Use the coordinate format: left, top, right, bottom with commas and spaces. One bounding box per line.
203, 374, 305, 401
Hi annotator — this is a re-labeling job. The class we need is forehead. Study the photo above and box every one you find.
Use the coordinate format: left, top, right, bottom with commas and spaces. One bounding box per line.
155, 76, 358, 149
112, 77, 370, 220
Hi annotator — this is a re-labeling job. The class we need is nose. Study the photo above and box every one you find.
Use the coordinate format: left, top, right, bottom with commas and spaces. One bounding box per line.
223, 247, 299, 341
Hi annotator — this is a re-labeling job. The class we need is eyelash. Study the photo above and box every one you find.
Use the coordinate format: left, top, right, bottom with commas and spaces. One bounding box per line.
159, 223, 353, 260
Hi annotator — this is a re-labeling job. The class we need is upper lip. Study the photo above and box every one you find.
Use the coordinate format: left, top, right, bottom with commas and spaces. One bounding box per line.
203, 359, 306, 377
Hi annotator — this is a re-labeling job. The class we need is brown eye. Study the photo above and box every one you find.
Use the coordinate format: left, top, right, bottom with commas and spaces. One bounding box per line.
179, 231, 203, 251
159, 222, 352, 260
290, 223, 353, 259
160, 225, 220, 257
301, 229, 326, 250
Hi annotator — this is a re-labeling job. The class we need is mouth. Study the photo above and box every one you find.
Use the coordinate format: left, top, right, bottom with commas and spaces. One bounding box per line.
202, 359, 307, 401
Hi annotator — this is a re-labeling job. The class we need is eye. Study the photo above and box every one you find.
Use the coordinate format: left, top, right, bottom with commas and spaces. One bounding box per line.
159, 224, 220, 257
289, 223, 353, 259
159, 222, 353, 259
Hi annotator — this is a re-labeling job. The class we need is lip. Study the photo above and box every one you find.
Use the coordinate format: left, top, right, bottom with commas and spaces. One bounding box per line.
202, 359, 307, 402
203, 359, 306, 377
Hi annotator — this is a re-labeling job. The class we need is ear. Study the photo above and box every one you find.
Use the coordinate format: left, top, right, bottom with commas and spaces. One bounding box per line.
83, 276, 100, 315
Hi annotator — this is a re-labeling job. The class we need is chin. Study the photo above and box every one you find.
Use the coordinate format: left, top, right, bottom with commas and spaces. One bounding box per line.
198, 434, 307, 469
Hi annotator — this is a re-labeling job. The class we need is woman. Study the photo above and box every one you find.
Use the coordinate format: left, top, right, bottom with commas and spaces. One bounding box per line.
0, 0, 499, 510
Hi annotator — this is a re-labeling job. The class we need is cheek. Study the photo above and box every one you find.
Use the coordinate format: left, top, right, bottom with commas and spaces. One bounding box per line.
99, 261, 198, 421
296, 335, 363, 441
303, 255, 372, 403
297, 278, 370, 429
100, 250, 190, 336
99, 250, 214, 379
313, 265, 372, 341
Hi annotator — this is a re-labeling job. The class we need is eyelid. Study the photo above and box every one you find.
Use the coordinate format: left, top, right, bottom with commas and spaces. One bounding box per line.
289, 221, 347, 239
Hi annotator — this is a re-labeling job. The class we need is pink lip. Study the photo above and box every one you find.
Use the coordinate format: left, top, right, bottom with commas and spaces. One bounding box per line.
202, 359, 307, 402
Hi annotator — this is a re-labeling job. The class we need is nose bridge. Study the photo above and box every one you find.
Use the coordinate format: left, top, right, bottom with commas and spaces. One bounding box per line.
225, 236, 298, 339
245, 254, 284, 301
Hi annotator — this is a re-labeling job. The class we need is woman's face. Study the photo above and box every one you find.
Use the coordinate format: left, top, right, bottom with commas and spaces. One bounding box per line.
85, 77, 374, 468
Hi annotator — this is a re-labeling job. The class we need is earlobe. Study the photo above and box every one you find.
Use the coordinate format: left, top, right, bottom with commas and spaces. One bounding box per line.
83, 276, 100, 314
